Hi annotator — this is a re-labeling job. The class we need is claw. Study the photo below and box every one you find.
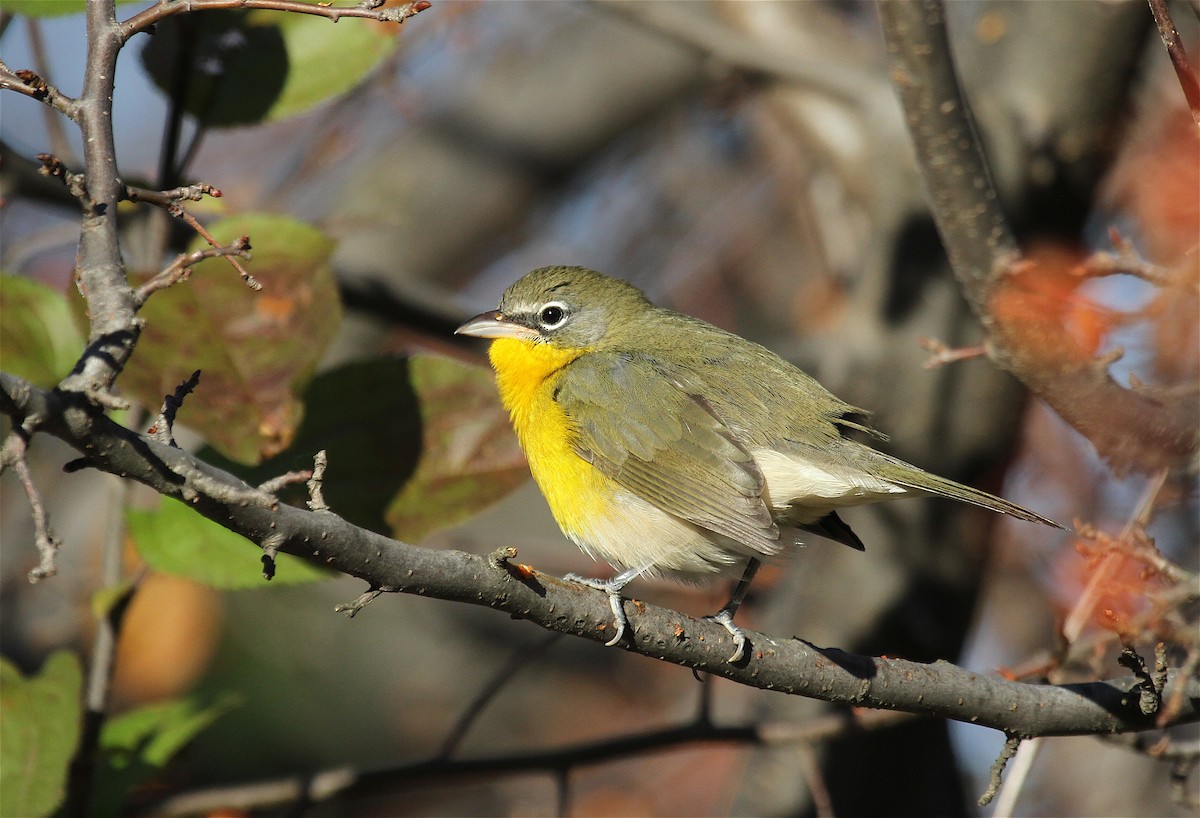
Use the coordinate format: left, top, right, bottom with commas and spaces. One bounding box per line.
602, 595, 628, 647
707, 608, 748, 663
565, 572, 633, 647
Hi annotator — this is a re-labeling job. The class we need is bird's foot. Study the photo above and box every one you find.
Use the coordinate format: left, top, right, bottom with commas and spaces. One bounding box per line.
704, 609, 748, 663
565, 573, 631, 647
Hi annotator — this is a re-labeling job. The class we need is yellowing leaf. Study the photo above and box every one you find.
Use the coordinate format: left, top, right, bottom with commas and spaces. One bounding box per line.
385, 355, 528, 542
122, 214, 341, 464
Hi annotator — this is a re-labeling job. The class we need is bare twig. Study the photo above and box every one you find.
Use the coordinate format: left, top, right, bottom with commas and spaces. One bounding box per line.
1152, 642, 1170, 701
1170, 757, 1200, 809
1098, 730, 1196, 759
1073, 521, 1198, 591
0, 59, 78, 117
134, 237, 252, 306
35, 152, 90, 207
593, 0, 876, 105
878, 0, 1017, 311
917, 337, 987, 369
1076, 228, 1179, 286
334, 586, 386, 618
57, 0, 142, 405
82, 384, 132, 412
797, 741, 835, 818
146, 370, 202, 447
120, 0, 431, 41
306, 449, 330, 512
1161, 649, 1200, 728
1118, 644, 1164, 716
1147, 0, 1200, 128
257, 469, 313, 495
1, 421, 63, 582
260, 532, 285, 581
179, 464, 279, 510
989, 736, 1041, 816
124, 182, 223, 209
175, 212, 262, 291
1096, 731, 1200, 807
978, 733, 1022, 807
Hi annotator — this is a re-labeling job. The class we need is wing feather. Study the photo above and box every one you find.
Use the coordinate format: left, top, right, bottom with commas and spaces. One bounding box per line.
559, 352, 779, 553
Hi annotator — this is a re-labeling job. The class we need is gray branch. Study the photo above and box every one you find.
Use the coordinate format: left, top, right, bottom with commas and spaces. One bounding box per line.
3, 369, 1197, 739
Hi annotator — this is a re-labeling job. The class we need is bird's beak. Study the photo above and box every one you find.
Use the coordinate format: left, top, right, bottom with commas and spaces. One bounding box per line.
455, 310, 539, 341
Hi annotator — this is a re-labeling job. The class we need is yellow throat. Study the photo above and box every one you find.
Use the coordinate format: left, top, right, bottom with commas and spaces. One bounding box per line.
487, 337, 610, 542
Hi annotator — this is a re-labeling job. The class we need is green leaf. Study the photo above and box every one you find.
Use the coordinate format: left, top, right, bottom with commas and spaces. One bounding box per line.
256, 8, 400, 121
91, 694, 241, 816
0, 274, 85, 389
121, 213, 341, 465
91, 580, 136, 622
127, 496, 331, 589
0, 651, 83, 818
385, 355, 528, 542
141, 7, 399, 127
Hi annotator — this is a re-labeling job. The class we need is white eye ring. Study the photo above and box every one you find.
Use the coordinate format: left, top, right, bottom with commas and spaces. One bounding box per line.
537, 301, 570, 330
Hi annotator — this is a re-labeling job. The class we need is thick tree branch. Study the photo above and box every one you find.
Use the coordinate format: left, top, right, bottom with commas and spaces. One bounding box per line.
55, 0, 142, 406
3, 370, 1198, 739
877, 0, 1017, 312
878, 0, 1199, 476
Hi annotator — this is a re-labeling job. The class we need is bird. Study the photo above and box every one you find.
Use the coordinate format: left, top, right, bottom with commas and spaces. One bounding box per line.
456, 266, 1062, 661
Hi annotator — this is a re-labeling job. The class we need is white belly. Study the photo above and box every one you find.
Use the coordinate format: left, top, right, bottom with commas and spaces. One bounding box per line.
752, 447, 907, 521
571, 486, 765, 582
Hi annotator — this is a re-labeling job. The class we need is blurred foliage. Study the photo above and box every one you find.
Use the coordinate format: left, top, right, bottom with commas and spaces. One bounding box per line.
199, 356, 422, 535
141, 7, 401, 126
385, 355, 527, 543
91, 693, 242, 816
0, 273, 84, 389
2, 0, 140, 17
127, 496, 332, 588
0, 651, 82, 818
202, 355, 527, 542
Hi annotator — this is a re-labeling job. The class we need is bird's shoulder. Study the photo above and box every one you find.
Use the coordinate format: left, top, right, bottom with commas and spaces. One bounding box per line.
597, 308, 880, 446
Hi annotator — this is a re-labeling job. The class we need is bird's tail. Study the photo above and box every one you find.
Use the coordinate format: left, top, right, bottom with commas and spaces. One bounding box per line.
868, 451, 1065, 529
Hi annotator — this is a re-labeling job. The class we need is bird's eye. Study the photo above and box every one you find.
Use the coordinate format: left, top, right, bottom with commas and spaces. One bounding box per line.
537, 302, 569, 329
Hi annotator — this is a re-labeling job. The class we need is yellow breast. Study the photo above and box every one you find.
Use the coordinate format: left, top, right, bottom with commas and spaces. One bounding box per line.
488, 338, 613, 541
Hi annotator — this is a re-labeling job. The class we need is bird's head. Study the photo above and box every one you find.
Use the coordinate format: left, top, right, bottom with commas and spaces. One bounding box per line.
456, 266, 652, 351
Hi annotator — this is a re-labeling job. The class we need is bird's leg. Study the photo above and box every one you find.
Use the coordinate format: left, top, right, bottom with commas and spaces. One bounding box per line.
564, 565, 645, 647
705, 559, 761, 663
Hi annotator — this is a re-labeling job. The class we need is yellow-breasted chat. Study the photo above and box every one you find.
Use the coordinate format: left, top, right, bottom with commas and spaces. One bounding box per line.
456, 266, 1062, 661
